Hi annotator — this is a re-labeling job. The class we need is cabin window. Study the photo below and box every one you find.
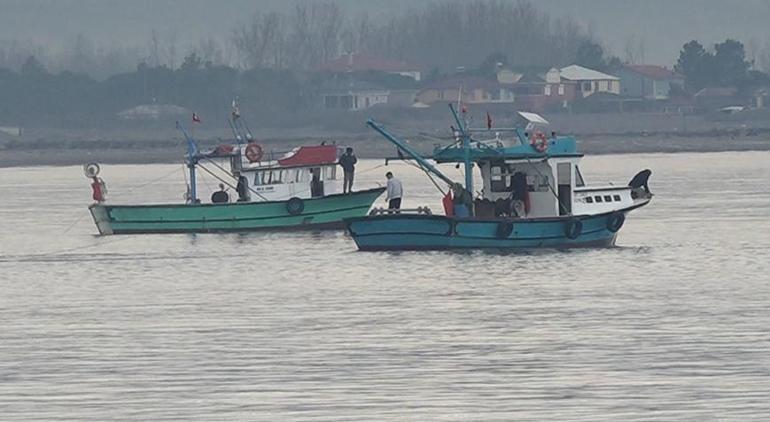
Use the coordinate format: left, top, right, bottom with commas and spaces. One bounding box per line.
490, 166, 507, 192
558, 84, 565, 95
613, 194, 621, 201
575, 166, 585, 187
324, 165, 337, 180
297, 168, 310, 183
282, 169, 297, 183
582, 82, 592, 91
265, 170, 285, 184
586, 196, 594, 203
595, 196, 603, 203
604, 195, 612, 202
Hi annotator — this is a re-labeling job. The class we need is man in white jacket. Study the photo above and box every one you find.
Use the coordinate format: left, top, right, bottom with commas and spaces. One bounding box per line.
385, 172, 403, 210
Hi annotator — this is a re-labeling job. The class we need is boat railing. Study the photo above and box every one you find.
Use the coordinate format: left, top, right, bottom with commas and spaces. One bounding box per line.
369, 207, 433, 216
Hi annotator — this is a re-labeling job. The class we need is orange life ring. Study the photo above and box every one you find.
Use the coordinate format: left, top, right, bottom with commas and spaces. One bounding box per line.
244, 143, 264, 163
530, 131, 548, 153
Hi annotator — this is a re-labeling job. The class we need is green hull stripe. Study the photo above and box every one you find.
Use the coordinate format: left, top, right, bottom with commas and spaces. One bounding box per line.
110, 204, 372, 224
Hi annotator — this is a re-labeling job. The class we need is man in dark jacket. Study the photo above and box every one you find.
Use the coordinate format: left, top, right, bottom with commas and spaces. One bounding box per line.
339, 147, 357, 193
211, 183, 229, 203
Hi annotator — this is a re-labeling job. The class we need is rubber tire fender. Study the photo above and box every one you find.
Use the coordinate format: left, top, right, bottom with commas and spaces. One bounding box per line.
496, 221, 514, 239
564, 218, 583, 240
606, 212, 625, 233
286, 197, 305, 215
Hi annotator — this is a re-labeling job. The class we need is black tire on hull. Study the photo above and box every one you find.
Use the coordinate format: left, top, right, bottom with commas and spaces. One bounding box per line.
564, 218, 583, 239
286, 197, 305, 215
496, 221, 514, 239
607, 212, 625, 233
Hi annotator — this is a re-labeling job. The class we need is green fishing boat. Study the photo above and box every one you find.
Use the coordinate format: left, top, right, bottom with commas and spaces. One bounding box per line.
87, 115, 384, 235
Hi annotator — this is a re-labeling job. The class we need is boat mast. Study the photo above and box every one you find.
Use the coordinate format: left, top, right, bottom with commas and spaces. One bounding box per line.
177, 122, 199, 204
448, 103, 474, 208
366, 119, 455, 187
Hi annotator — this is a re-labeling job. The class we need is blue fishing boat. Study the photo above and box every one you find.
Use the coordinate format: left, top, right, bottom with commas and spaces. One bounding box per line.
345, 105, 653, 251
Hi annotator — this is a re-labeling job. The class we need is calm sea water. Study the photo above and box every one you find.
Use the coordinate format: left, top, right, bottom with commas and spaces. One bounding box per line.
1, 152, 769, 421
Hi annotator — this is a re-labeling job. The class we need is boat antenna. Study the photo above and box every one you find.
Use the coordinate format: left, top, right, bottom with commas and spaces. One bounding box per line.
229, 98, 247, 143
227, 118, 243, 143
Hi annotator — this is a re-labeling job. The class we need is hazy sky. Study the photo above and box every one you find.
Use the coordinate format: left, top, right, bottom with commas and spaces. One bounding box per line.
2, 0, 770, 67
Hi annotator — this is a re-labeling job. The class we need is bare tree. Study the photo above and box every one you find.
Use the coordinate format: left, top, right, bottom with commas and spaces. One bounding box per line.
623, 34, 646, 64
232, 11, 285, 69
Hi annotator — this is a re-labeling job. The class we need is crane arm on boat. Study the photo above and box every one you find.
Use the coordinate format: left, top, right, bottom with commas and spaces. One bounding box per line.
366, 119, 456, 188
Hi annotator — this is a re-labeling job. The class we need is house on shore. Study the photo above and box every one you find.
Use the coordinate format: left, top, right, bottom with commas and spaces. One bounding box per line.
693, 87, 743, 111
616, 65, 684, 100
415, 76, 508, 105
117, 103, 190, 121
559, 65, 620, 98
319, 52, 423, 81
497, 67, 577, 112
318, 77, 391, 110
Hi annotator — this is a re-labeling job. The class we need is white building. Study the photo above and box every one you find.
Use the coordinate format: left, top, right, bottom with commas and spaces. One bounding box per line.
559, 65, 620, 98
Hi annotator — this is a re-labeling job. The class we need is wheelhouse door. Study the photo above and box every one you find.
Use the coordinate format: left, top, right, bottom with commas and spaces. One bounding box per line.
557, 162, 572, 215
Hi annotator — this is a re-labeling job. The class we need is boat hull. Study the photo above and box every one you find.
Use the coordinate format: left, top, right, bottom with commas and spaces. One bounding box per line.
89, 187, 385, 235
345, 204, 647, 251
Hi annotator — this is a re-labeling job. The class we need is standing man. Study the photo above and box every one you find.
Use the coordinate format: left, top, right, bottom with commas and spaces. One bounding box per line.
339, 147, 357, 194
385, 171, 403, 211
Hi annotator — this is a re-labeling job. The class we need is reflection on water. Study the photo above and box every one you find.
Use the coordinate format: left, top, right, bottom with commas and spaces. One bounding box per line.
1, 152, 770, 420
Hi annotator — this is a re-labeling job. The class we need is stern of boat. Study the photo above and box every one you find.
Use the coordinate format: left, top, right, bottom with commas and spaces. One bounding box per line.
88, 203, 114, 235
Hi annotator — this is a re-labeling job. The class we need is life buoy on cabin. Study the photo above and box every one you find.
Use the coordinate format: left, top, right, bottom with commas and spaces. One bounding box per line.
496, 221, 514, 239
564, 218, 583, 240
244, 143, 264, 163
606, 212, 625, 233
530, 131, 548, 153
286, 197, 305, 215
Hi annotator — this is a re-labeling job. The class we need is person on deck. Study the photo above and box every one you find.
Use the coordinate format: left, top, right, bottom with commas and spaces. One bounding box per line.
510, 172, 530, 216
339, 147, 357, 194
385, 172, 403, 211
211, 183, 229, 203
451, 182, 473, 217
235, 175, 249, 202
310, 168, 324, 198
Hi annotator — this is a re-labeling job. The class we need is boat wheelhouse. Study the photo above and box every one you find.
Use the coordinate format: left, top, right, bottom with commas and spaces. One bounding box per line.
345, 107, 652, 250
234, 144, 343, 202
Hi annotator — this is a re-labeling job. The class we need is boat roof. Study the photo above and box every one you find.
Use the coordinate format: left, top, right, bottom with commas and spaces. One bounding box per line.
278, 145, 338, 166
432, 134, 581, 163
240, 144, 339, 171
516, 111, 549, 125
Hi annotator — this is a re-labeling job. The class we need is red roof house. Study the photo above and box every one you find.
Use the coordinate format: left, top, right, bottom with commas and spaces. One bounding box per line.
319, 52, 423, 81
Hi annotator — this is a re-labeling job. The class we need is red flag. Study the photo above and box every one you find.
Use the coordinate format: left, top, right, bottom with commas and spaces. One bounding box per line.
192, 112, 201, 123
486, 112, 492, 130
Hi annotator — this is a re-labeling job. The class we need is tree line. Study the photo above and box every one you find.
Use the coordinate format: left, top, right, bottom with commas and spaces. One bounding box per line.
1, 1, 597, 78
674, 39, 768, 94
0, 0, 610, 128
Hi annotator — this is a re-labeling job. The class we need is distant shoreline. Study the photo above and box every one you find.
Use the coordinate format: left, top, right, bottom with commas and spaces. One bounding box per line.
1, 133, 769, 168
